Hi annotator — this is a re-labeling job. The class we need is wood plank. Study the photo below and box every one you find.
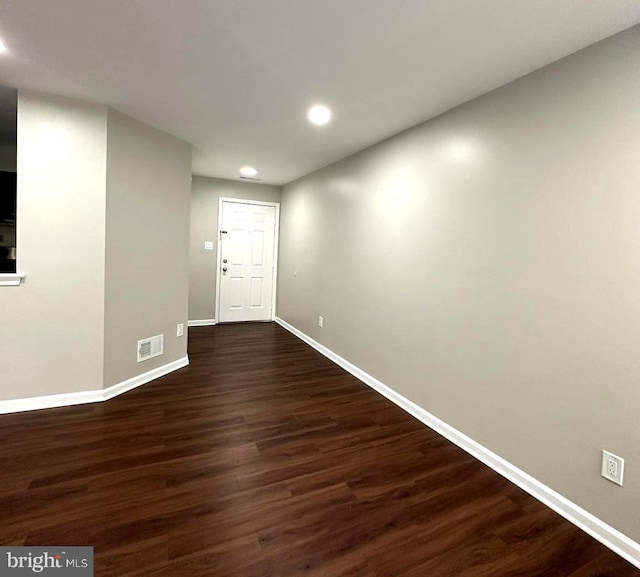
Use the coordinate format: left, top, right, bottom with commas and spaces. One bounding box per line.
0, 322, 636, 576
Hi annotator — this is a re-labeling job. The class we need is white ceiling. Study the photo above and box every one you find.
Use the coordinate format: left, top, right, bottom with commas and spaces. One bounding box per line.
0, 1, 639, 185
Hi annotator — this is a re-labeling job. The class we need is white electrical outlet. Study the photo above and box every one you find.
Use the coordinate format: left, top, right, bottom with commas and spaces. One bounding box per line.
204, 241, 214, 251
601, 450, 624, 486
318, 316, 323, 328
177, 323, 184, 337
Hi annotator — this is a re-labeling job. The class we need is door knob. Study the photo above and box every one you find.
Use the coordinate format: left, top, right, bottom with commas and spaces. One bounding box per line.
222, 267, 227, 272
223, 259, 228, 263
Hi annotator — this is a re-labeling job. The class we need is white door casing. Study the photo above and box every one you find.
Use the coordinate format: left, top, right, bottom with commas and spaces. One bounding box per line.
217, 199, 279, 322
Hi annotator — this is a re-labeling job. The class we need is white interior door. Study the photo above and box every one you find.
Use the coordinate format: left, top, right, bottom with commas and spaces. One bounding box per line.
218, 201, 277, 322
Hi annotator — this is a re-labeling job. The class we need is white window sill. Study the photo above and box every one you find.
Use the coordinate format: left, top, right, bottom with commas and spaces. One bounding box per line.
0, 273, 26, 286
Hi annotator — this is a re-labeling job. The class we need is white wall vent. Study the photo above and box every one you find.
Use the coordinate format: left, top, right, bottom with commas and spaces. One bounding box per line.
137, 334, 164, 362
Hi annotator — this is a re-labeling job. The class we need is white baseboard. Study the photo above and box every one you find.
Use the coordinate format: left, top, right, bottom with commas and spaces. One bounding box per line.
275, 317, 640, 569
0, 356, 189, 415
102, 356, 189, 401
188, 319, 217, 327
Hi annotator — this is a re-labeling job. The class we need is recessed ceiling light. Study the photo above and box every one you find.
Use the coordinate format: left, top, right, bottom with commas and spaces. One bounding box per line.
239, 166, 259, 177
307, 104, 332, 126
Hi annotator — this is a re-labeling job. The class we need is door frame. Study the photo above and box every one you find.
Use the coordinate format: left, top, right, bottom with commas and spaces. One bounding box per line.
215, 197, 281, 323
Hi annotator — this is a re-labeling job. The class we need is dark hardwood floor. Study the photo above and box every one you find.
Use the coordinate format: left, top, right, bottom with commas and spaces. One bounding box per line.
0, 322, 637, 576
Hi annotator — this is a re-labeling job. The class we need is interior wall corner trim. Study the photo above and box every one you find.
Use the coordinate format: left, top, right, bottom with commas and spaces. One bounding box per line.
275, 316, 640, 569
0, 355, 189, 415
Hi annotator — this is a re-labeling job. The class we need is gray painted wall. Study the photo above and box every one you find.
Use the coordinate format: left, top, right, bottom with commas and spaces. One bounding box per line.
0, 93, 192, 401
277, 27, 640, 539
0, 92, 107, 400
189, 176, 280, 321
104, 110, 192, 388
